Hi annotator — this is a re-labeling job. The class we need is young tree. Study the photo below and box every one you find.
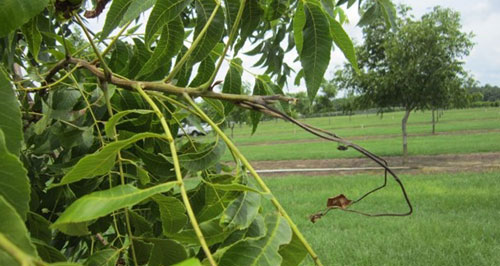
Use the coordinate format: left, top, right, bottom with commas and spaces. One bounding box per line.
337, 6, 474, 163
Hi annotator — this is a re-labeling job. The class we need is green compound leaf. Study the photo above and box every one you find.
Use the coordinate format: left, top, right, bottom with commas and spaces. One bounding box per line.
137, 17, 184, 79
105, 109, 154, 138
218, 214, 292, 266
148, 239, 188, 266
109, 40, 130, 75
172, 258, 201, 266
163, 140, 226, 172
50, 132, 165, 188
222, 58, 243, 115
84, 248, 120, 266
293, 1, 306, 55
49, 262, 82, 266
250, 76, 272, 134
0, 0, 49, 37
329, 17, 359, 73
221, 190, 261, 230
55, 222, 90, 237
0, 69, 23, 156
101, 0, 133, 40
120, 0, 155, 27
168, 218, 234, 246
357, 3, 379, 27
234, 0, 263, 54
52, 182, 177, 231
145, 0, 191, 45
27, 213, 51, 244
33, 239, 66, 263
178, 140, 226, 172
189, 55, 216, 87
278, 231, 308, 266
224, 0, 241, 33
0, 196, 38, 264
0, 130, 30, 220
154, 195, 187, 235
21, 16, 42, 61
300, 1, 332, 101
378, 0, 397, 28
202, 180, 264, 195
189, 0, 225, 64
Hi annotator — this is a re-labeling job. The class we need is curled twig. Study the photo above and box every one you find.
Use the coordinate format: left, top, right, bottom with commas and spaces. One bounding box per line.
234, 100, 413, 219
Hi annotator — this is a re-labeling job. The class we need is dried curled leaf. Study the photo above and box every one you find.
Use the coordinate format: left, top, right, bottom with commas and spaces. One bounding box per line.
84, 0, 111, 18
309, 194, 353, 223
309, 213, 323, 223
337, 145, 348, 151
327, 194, 352, 209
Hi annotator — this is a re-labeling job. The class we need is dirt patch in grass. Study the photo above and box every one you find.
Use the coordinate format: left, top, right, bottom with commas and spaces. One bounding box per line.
250, 152, 500, 176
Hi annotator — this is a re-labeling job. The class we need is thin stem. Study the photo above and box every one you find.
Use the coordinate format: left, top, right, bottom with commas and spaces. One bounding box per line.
163, 1, 221, 83
102, 82, 137, 265
0, 233, 46, 266
124, 209, 138, 266
75, 15, 112, 80
154, 97, 198, 151
22, 65, 80, 91
149, 92, 239, 161
133, 84, 217, 266
92, 20, 133, 65
206, 0, 246, 87
182, 93, 323, 266
70, 74, 105, 145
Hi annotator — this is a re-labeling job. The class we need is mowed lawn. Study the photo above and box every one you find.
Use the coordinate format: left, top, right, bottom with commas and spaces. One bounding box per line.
263, 171, 500, 266
220, 107, 500, 161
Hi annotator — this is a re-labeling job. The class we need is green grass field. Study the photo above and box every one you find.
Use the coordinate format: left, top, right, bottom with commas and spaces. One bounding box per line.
263, 171, 500, 266
220, 107, 500, 161
214, 107, 500, 265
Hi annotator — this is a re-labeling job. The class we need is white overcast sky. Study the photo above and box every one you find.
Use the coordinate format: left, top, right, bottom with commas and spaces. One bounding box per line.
87, 0, 500, 93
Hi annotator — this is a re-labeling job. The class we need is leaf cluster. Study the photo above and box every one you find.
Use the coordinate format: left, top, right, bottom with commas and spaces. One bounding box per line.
335, 6, 475, 112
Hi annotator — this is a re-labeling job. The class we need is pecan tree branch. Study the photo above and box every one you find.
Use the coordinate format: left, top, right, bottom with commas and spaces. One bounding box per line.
64, 57, 296, 105
44, 58, 71, 84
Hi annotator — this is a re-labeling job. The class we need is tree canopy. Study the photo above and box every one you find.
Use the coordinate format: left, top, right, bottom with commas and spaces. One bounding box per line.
334, 6, 475, 161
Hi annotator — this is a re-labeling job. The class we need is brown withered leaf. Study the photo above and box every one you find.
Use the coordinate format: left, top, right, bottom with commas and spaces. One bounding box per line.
309, 213, 323, 223
337, 145, 348, 151
84, 0, 111, 18
327, 194, 352, 209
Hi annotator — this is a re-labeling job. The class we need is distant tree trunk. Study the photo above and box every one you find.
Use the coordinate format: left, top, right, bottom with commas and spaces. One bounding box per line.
431, 109, 436, 134
402, 108, 412, 165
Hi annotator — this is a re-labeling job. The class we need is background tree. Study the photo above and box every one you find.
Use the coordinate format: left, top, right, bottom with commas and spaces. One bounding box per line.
335, 6, 474, 163
312, 80, 338, 113
470, 84, 500, 102
288, 91, 311, 117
